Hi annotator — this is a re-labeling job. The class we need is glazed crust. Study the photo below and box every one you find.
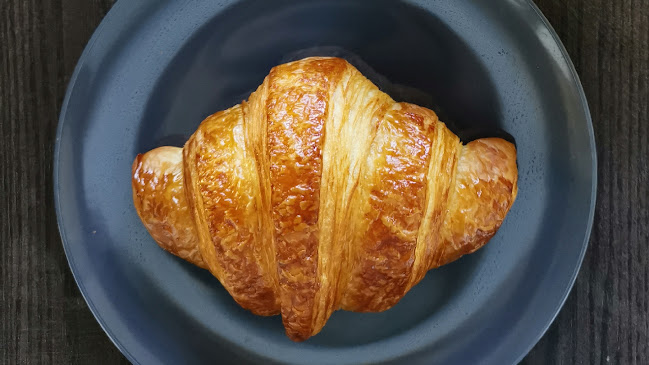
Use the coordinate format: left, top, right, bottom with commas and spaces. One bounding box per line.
131, 57, 518, 341
132, 147, 206, 268
183, 105, 280, 316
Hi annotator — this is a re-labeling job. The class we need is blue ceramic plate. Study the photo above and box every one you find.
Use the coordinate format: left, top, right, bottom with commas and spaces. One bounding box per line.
54, 0, 596, 364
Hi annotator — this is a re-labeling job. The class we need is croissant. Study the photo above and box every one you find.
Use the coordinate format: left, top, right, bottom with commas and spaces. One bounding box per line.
132, 57, 518, 341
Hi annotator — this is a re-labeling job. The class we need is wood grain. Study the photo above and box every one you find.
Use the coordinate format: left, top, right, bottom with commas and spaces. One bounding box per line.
0, 1, 127, 363
0, 0, 647, 364
524, 0, 649, 364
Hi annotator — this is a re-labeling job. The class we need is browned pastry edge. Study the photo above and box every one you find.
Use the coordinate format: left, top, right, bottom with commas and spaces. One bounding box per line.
183, 105, 280, 316
131, 147, 206, 268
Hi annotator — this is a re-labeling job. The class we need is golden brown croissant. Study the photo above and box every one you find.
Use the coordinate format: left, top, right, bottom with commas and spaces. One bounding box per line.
132, 57, 518, 341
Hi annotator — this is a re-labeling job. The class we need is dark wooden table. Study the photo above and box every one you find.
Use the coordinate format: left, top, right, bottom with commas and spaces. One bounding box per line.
1, 0, 647, 363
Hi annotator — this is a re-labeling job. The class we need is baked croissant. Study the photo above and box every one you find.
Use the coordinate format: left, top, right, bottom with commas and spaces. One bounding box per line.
132, 57, 518, 341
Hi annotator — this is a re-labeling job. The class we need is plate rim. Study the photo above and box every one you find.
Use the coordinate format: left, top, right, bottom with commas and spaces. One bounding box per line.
510, 1, 597, 363
53, 0, 597, 364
